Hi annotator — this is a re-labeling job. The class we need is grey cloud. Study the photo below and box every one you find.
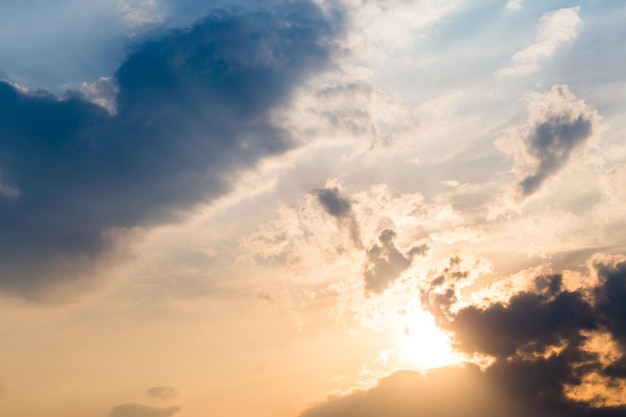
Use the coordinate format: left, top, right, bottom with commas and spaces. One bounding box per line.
519, 113, 593, 196
419, 255, 467, 320
314, 187, 351, 218
0, 1, 338, 300
147, 385, 179, 400
511, 85, 598, 198
304, 258, 626, 417
313, 186, 362, 247
110, 403, 181, 417
363, 229, 428, 293
420, 257, 626, 416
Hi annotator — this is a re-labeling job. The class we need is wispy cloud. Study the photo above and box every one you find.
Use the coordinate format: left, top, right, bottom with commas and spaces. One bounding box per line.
497, 7, 581, 76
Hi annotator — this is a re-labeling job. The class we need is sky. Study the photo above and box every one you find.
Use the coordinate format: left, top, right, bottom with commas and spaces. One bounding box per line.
0, 0, 625, 416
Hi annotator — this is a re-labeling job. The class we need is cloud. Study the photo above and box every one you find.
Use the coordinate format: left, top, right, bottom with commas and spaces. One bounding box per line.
242, 182, 472, 295
314, 186, 352, 219
78, 76, 119, 114
300, 366, 515, 417
423, 255, 626, 413
0, 1, 337, 300
118, 0, 167, 27
505, 0, 523, 12
110, 403, 181, 417
496, 85, 599, 198
147, 385, 179, 400
313, 184, 362, 246
363, 229, 428, 293
302, 256, 626, 417
498, 7, 581, 76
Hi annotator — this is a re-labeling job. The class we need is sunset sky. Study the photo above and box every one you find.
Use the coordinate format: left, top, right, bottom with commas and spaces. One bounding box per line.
1, 1, 625, 416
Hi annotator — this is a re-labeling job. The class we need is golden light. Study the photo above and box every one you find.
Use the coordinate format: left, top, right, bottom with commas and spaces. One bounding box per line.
395, 309, 462, 370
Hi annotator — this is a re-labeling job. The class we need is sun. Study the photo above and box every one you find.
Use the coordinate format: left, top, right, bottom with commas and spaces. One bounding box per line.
395, 309, 462, 370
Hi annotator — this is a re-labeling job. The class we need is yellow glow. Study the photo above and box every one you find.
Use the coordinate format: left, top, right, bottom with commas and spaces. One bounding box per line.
396, 309, 462, 370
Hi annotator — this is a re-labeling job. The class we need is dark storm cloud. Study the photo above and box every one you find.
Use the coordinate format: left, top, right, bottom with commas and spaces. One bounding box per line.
363, 229, 428, 293
0, 1, 337, 299
147, 385, 179, 400
425, 257, 626, 416
110, 403, 181, 417
516, 85, 597, 197
303, 258, 626, 417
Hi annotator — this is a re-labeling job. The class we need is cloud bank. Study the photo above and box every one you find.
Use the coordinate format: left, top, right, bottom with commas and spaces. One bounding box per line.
0, 1, 337, 299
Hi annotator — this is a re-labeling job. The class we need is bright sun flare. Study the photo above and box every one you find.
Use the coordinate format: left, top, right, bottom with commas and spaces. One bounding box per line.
396, 309, 462, 370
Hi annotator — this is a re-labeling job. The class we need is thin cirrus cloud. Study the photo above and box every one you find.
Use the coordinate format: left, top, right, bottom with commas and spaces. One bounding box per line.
497, 7, 581, 76
302, 255, 626, 417
0, 0, 338, 300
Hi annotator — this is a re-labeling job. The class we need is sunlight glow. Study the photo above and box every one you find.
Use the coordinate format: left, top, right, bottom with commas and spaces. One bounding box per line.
396, 309, 462, 370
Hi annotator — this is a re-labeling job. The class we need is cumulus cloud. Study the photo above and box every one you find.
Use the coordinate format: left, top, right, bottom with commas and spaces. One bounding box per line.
497, 85, 600, 198
423, 255, 626, 413
498, 7, 581, 76
110, 403, 181, 417
0, 1, 337, 299
302, 256, 626, 417
242, 182, 468, 294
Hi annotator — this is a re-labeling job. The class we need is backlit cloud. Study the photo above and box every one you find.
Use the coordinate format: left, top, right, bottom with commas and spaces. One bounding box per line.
303, 256, 626, 417
363, 229, 428, 293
